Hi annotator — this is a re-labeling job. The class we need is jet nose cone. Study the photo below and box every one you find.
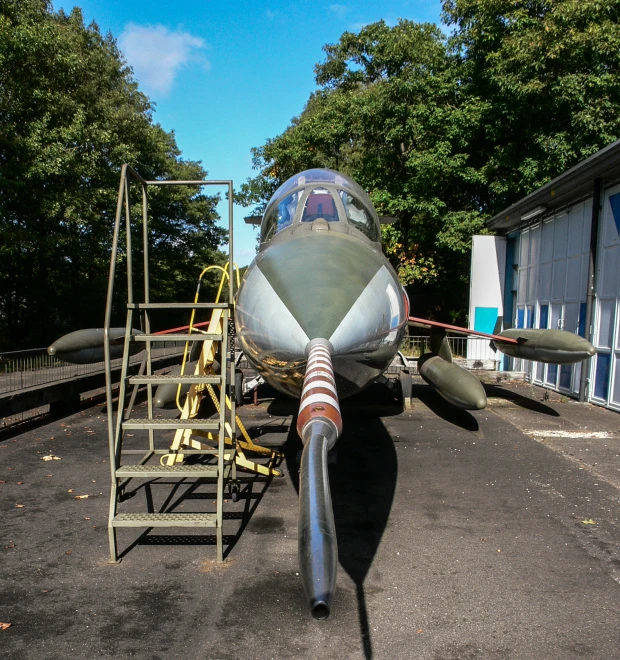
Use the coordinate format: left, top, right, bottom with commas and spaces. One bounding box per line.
254, 234, 385, 342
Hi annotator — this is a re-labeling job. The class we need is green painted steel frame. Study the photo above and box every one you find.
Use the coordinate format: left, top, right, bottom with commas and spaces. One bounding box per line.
104, 165, 236, 564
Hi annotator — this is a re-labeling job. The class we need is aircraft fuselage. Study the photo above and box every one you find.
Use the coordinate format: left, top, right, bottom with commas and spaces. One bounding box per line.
235, 169, 408, 399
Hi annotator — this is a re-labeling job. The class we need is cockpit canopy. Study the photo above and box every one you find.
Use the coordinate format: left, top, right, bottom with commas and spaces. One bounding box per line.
260, 169, 380, 244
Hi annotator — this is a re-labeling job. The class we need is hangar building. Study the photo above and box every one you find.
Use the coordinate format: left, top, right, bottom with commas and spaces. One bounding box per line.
469, 139, 620, 412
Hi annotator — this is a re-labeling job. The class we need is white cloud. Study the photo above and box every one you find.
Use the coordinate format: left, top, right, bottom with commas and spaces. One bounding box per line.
119, 23, 208, 97
329, 4, 348, 18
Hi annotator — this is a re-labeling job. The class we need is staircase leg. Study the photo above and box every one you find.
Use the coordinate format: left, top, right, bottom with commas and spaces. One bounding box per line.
108, 526, 120, 564
108, 480, 120, 563
216, 525, 224, 563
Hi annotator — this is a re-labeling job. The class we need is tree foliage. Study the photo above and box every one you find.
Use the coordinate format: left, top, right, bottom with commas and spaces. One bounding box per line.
443, 0, 620, 200
0, 0, 226, 349
238, 2, 620, 322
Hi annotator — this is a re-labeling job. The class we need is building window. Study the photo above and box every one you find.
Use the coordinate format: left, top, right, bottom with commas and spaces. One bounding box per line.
594, 354, 611, 399
578, 302, 587, 338
527, 305, 536, 328
516, 307, 525, 329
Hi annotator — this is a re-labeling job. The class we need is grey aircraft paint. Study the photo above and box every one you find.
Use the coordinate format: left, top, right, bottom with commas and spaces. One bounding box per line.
235, 169, 408, 399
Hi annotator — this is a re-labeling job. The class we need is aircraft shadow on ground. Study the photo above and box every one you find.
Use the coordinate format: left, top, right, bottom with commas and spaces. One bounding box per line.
119, 384, 399, 660
484, 384, 561, 416
285, 407, 397, 660
412, 384, 480, 431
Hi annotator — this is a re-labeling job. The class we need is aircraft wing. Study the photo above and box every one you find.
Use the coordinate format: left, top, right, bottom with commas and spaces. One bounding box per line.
407, 316, 595, 365
407, 316, 518, 344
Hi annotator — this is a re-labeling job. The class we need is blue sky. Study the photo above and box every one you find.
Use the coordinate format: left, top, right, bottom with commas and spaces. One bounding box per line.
52, 1, 443, 265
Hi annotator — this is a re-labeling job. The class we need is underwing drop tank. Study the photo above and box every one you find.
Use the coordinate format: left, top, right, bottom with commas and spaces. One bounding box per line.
418, 353, 487, 410
496, 329, 596, 364
47, 328, 143, 364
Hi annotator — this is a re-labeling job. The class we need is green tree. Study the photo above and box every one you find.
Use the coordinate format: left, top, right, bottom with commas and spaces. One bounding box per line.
443, 0, 620, 204
0, 1, 226, 350
239, 3, 620, 322
238, 20, 489, 321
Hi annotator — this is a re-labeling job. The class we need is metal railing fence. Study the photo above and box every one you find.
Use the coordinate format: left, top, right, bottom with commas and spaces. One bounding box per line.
401, 336, 468, 358
0, 342, 185, 395
400, 335, 500, 370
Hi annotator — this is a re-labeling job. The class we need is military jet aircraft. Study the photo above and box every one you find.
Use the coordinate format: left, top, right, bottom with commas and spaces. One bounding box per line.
235, 168, 595, 619
49, 167, 595, 621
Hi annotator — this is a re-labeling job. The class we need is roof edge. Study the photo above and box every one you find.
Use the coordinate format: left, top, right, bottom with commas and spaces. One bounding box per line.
486, 138, 620, 233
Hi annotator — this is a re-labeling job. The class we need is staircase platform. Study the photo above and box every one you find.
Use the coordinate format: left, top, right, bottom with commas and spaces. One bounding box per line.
122, 418, 220, 431
115, 464, 219, 478
112, 512, 218, 528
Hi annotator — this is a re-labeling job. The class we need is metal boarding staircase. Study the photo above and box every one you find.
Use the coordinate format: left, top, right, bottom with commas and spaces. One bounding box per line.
103, 165, 279, 565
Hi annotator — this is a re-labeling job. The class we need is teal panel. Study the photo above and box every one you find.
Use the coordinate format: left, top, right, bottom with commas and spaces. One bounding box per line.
474, 307, 499, 334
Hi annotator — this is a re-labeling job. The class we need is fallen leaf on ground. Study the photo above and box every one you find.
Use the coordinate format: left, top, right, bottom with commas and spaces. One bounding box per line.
75, 495, 89, 499
46, 474, 53, 477
41, 455, 61, 462
0, 622, 11, 630
17, 482, 24, 485
0, 480, 5, 484
14, 504, 24, 508
67, 489, 74, 493
65, 549, 72, 555
581, 519, 597, 525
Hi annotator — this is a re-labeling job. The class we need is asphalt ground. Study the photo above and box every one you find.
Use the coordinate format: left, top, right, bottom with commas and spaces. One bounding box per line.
1, 379, 619, 659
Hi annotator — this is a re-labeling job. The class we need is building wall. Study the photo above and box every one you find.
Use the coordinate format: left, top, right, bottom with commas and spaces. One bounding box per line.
468, 236, 506, 367
590, 183, 620, 411
508, 187, 620, 411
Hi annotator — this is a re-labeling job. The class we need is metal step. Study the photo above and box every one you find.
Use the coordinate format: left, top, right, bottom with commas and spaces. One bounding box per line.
116, 464, 219, 478
128, 303, 229, 310
122, 418, 220, 431
131, 334, 222, 342
111, 512, 218, 528
128, 374, 222, 385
